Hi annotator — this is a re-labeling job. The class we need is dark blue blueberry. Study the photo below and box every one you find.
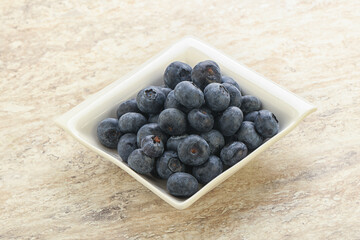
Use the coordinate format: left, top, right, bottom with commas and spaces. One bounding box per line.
200, 130, 225, 155
141, 135, 164, 158
223, 83, 242, 108
236, 121, 263, 150
240, 95, 262, 114
191, 60, 221, 90
127, 149, 155, 174
220, 141, 248, 166
166, 135, 188, 151
215, 106, 243, 136
116, 99, 140, 119
118, 112, 147, 133
174, 81, 204, 109
164, 61, 192, 89
97, 118, 122, 149
244, 111, 259, 122
167, 172, 198, 197
187, 108, 214, 133
164, 90, 191, 113
136, 86, 166, 114
148, 114, 159, 124
254, 110, 279, 138
204, 83, 230, 112
156, 151, 186, 179
117, 133, 137, 163
177, 135, 210, 166
158, 108, 187, 136
192, 155, 223, 184
137, 123, 168, 147
221, 76, 241, 92
158, 86, 172, 97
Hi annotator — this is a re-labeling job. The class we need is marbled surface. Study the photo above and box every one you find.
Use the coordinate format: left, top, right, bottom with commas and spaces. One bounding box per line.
1, 0, 360, 239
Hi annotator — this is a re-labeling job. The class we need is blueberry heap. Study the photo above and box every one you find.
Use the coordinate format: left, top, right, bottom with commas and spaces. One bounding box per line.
97, 60, 279, 198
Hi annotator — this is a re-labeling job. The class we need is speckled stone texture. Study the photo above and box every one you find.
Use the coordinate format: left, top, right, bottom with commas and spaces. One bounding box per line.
1, 0, 360, 239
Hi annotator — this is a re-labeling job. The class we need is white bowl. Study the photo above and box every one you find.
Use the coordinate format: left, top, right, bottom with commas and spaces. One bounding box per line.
55, 37, 316, 210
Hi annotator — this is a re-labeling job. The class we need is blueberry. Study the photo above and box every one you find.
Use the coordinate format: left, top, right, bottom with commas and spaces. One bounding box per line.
221, 76, 241, 92
166, 134, 188, 151
204, 83, 230, 112
141, 135, 164, 158
236, 121, 263, 150
215, 106, 243, 136
254, 110, 279, 138
116, 99, 140, 119
97, 118, 122, 149
187, 107, 214, 133
223, 83, 242, 108
118, 112, 147, 133
156, 151, 186, 179
177, 135, 210, 166
148, 114, 159, 124
240, 95, 262, 114
200, 130, 225, 155
137, 123, 168, 147
244, 111, 259, 122
191, 60, 221, 90
117, 133, 137, 162
164, 90, 191, 113
164, 61, 192, 89
174, 81, 205, 109
127, 149, 155, 174
167, 172, 198, 197
192, 155, 223, 184
158, 86, 172, 97
220, 141, 248, 166
158, 108, 187, 136
136, 86, 166, 114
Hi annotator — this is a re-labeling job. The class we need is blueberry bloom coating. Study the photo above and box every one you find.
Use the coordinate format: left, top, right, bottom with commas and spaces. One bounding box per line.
177, 135, 210, 166
158, 108, 187, 136
117, 133, 137, 162
204, 83, 230, 112
116, 99, 140, 119
220, 141, 248, 166
222, 83, 242, 108
221, 76, 241, 92
244, 111, 259, 122
200, 130, 225, 155
216, 106, 243, 136
156, 151, 186, 179
136, 86, 166, 114
97, 118, 122, 149
164, 90, 191, 113
174, 81, 204, 109
254, 110, 279, 138
240, 95, 262, 114
236, 121, 263, 150
141, 135, 164, 158
166, 135, 188, 151
191, 60, 222, 90
164, 61, 192, 89
187, 108, 214, 133
167, 172, 198, 197
118, 112, 147, 133
192, 155, 223, 184
128, 149, 155, 174
137, 123, 168, 147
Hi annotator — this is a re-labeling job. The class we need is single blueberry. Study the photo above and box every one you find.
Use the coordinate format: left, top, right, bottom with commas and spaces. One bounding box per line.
220, 141, 248, 166
117, 133, 137, 162
191, 60, 222, 90
240, 95, 262, 114
156, 151, 186, 179
97, 118, 122, 149
118, 112, 147, 133
200, 130, 225, 155
204, 83, 230, 112
166, 134, 188, 151
167, 172, 198, 197
236, 121, 263, 150
187, 107, 214, 133
137, 123, 168, 147
158, 108, 187, 136
254, 110, 279, 138
164, 90, 191, 113
136, 86, 166, 114
148, 114, 159, 124
192, 155, 223, 184
223, 83, 242, 108
127, 149, 155, 174
244, 111, 259, 122
141, 135, 164, 158
177, 135, 210, 166
215, 106, 243, 136
164, 61, 192, 89
221, 76, 241, 92
174, 81, 205, 109
116, 99, 140, 119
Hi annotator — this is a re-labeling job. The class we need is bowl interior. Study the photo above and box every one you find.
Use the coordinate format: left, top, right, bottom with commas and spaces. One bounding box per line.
58, 37, 315, 209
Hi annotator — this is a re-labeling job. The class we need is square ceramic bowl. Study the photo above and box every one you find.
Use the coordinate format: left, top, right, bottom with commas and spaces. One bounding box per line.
55, 37, 316, 210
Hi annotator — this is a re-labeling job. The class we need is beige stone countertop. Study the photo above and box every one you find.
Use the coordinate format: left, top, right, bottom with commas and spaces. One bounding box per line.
1, 0, 360, 239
